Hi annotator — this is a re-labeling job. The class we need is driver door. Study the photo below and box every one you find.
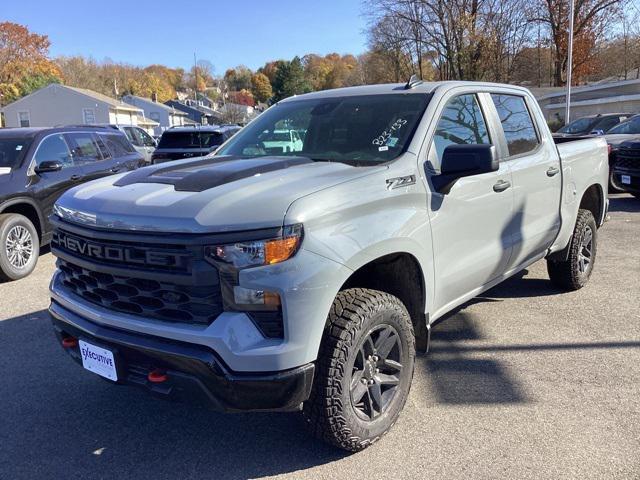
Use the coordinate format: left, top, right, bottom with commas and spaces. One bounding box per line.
426, 93, 515, 314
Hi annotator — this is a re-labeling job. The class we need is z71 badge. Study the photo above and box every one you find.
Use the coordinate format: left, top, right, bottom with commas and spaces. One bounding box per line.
386, 175, 416, 190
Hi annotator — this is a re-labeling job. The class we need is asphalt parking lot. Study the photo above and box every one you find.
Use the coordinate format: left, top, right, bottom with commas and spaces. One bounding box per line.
1, 194, 639, 480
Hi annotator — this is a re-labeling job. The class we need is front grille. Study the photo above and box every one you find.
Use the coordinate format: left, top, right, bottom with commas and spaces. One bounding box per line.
614, 153, 640, 171
58, 258, 223, 325
249, 312, 284, 339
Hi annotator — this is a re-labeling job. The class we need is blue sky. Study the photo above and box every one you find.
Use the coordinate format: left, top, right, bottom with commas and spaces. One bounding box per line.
4, 1, 369, 73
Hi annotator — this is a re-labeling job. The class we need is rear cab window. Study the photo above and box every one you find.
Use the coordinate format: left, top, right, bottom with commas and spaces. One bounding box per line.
158, 131, 224, 149
490, 94, 539, 157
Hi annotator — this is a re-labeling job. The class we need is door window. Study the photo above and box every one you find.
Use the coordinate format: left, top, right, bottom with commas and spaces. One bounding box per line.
100, 133, 135, 157
123, 127, 143, 147
490, 94, 539, 156
431, 94, 490, 163
64, 133, 102, 165
34, 134, 73, 167
136, 128, 156, 147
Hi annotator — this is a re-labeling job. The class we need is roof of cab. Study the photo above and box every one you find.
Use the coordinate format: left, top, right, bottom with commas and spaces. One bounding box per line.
279, 81, 533, 102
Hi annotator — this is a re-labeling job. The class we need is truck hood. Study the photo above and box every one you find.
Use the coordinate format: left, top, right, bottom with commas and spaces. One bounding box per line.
603, 134, 640, 147
55, 156, 384, 233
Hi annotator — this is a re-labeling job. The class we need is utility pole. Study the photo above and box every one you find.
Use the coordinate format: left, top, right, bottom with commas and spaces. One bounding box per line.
193, 52, 199, 103
565, 0, 575, 124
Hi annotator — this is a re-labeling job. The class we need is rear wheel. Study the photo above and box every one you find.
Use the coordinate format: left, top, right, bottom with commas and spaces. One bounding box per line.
0, 213, 40, 281
303, 288, 415, 452
547, 209, 597, 291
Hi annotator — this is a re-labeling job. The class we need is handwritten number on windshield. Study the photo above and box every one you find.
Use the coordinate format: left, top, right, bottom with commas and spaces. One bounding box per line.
372, 119, 407, 146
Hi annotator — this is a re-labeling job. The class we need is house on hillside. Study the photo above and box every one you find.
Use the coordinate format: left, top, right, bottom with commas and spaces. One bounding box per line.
164, 100, 218, 125
0, 84, 143, 128
123, 94, 188, 135
217, 103, 257, 125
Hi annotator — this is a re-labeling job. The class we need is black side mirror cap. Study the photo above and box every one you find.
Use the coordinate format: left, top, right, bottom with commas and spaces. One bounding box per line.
431, 144, 498, 194
34, 161, 64, 174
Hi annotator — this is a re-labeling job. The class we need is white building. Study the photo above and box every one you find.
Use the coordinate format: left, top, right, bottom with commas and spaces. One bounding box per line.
536, 78, 640, 122
1, 84, 144, 128
122, 95, 188, 135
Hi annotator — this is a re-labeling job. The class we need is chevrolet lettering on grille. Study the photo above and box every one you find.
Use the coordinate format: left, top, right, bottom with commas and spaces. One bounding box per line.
52, 231, 189, 268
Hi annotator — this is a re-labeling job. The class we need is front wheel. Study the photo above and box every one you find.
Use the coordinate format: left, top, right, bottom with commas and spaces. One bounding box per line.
547, 209, 597, 291
0, 213, 40, 282
303, 288, 415, 452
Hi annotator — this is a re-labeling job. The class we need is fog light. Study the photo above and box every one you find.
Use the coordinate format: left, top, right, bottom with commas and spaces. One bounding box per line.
233, 286, 281, 307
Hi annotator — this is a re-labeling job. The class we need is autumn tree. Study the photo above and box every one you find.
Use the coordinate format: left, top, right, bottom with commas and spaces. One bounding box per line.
272, 57, 311, 101
251, 72, 273, 103
224, 65, 253, 91
535, 0, 623, 85
0, 21, 61, 104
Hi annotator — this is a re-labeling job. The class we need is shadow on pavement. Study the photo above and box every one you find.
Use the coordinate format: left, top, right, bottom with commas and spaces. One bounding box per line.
0, 310, 346, 480
422, 312, 528, 405
608, 195, 640, 213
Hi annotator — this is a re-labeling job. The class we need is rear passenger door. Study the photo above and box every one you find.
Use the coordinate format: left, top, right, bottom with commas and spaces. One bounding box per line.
489, 93, 562, 269
64, 132, 116, 183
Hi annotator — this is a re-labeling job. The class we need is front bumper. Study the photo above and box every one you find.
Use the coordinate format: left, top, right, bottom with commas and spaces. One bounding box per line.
50, 300, 314, 412
612, 168, 640, 194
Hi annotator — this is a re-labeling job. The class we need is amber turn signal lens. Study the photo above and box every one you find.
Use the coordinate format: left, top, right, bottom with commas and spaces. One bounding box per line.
265, 236, 300, 265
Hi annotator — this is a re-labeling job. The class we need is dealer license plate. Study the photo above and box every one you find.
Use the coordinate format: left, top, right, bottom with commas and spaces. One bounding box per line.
621, 175, 631, 185
79, 340, 118, 381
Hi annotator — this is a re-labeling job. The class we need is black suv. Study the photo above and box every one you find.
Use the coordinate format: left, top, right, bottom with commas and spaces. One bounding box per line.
151, 125, 241, 164
612, 140, 640, 199
0, 127, 144, 281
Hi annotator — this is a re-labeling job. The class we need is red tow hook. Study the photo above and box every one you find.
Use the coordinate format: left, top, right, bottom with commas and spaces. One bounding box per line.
148, 369, 168, 383
62, 337, 78, 349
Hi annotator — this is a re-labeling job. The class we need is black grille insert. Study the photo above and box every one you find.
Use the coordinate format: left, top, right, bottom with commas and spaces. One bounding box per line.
58, 259, 223, 325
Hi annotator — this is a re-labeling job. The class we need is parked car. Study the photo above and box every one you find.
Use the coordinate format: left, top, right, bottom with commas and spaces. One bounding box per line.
610, 140, 640, 198
48, 81, 608, 451
67, 124, 157, 164
0, 126, 144, 281
553, 113, 634, 138
151, 125, 241, 164
259, 129, 304, 153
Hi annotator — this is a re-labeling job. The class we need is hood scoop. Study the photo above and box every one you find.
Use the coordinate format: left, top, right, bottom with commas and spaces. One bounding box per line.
114, 155, 314, 192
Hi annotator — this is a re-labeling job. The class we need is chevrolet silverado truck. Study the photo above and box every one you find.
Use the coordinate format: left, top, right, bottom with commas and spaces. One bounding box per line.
48, 80, 609, 452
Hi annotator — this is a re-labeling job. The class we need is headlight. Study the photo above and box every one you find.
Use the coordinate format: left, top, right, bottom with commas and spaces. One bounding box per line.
205, 224, 303, 268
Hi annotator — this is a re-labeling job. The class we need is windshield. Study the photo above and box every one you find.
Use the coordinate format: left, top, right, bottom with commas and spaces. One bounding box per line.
558, 117, 598, 134
216, 94, 431, 164
607, 116, 640, 135
0, 138, 32, 169
158, 131, 224, 149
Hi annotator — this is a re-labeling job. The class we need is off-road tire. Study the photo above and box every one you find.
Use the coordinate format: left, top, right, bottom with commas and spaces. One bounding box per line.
302, 288, 415, 452
547, 209, 597, 291
0, 213, 40, 282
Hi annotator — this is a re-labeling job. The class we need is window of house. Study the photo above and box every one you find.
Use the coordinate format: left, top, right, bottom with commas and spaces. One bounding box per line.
431, 94, 490, 163
83, 108, 96, 124
18, 111, 30, 128
490, 94, 539, 156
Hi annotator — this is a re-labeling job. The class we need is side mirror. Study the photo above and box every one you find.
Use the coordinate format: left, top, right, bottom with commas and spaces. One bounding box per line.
35, 160, 64, 174
431, 144, 498, 194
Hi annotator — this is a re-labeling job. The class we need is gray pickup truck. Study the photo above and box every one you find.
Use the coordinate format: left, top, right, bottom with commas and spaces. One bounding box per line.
48, 80, 609, 451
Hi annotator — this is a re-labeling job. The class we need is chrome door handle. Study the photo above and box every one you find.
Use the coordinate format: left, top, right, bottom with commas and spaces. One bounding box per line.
70, 174, 81, 181
547, 166, 560, 177
493, 179, 511, 192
